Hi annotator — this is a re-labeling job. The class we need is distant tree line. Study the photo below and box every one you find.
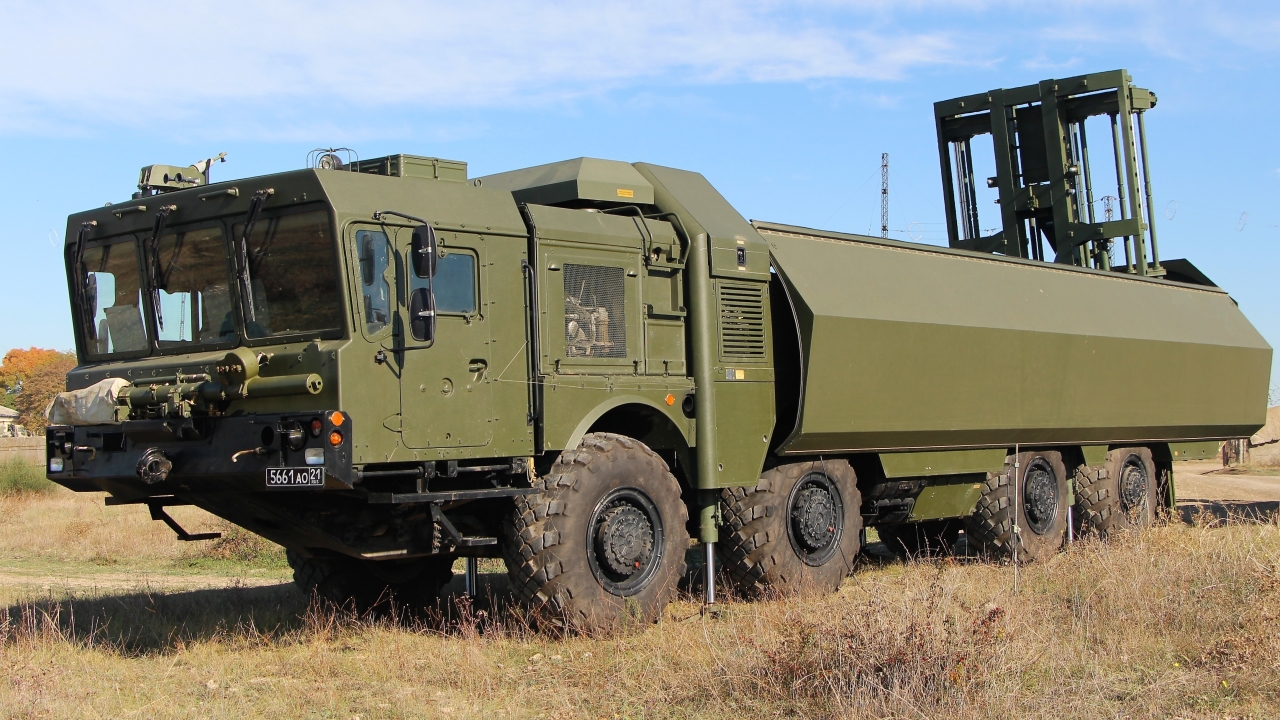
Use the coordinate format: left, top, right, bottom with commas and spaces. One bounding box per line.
0, 348, 76, 434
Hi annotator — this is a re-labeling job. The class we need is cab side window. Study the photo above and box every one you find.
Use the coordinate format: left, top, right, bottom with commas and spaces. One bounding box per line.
355, 230, 392, 335
430, 252, 476, 315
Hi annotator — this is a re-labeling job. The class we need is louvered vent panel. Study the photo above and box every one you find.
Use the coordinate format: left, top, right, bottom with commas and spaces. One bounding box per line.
563, 264, 627, 358
718, 281, 766, 361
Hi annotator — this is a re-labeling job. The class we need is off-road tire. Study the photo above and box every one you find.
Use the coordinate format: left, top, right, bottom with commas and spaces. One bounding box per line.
502, 433, 689, 632
965, 451, 1068, 563
718, 459, 862, 598
287, 551, 455, 612
1076, 447, 1158, 537
877, 520, 961, 559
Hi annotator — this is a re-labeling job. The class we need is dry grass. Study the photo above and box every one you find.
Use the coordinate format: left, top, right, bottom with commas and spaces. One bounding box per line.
0, 468, 283, 574
0, 458, 56, 497
0, 495, 1275, 719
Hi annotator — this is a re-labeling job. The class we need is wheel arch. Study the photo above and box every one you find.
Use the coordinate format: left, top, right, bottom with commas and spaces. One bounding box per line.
563, 396, 693, 457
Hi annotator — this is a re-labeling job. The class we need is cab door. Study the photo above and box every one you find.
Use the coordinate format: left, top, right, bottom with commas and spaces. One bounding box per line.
399, 230, 493, 450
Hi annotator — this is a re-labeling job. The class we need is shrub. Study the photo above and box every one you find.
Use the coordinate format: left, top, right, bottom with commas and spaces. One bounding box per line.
0, 457, 55, 497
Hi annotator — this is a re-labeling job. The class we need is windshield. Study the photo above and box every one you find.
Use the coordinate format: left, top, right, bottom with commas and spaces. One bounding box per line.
78, 239, 150, 356
71, 206, 343, 360
153, 224, 238, 350
236, 208, 343, 340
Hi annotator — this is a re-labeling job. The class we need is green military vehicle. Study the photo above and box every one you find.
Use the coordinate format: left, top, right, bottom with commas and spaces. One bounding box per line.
46, 70, 1271, 630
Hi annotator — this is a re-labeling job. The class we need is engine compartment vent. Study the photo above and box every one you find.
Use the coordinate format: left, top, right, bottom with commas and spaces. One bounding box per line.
718, 281, 766, 362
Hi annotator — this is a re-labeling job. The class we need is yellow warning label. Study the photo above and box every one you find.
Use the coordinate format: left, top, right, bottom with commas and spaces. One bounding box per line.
735, 369, 746, 380
616, 188, 634, 198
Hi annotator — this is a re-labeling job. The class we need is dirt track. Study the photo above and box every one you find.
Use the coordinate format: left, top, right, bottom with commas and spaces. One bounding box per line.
1174, 460, 1280, 502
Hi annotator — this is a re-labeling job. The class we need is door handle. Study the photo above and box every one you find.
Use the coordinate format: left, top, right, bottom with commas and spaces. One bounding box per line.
468, 360, 488, 376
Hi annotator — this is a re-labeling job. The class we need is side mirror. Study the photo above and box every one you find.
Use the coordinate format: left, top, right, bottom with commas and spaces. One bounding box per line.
409, 287, 436, 343
412, 225, 437, 278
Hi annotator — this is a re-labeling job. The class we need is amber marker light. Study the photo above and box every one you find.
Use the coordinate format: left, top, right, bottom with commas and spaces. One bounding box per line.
665, 394, 675, 406
329, 410, 345, 426
329, 430, 343, 447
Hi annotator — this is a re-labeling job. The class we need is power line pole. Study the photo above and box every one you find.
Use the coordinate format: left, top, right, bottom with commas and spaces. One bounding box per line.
880, 153, 889, 239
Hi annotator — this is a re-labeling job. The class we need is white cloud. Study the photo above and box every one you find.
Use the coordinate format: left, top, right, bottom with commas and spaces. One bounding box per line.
2, 0, 1276, 138
0, 1, 961, 135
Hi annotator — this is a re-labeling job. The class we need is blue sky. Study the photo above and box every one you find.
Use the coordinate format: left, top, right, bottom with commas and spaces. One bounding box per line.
2, 1, 1277, 388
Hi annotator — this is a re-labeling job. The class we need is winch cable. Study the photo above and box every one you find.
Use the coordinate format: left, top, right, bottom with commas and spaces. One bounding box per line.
236, 189, 274, 322
147, 205, 176, 331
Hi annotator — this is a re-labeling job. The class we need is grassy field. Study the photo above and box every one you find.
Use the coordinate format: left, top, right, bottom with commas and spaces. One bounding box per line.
1, 460, 1278, 718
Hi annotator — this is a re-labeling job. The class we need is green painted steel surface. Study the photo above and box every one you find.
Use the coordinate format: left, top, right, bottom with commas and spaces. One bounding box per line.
909, 476, 988, 521
880, 449, 1007, 478
635, 163, 774, 490
525, 202, 694, 454
758, 221, 1271, 455
1082, 445, 1108, 466
479, 158, 655, 207
1169, 440, 1221, 461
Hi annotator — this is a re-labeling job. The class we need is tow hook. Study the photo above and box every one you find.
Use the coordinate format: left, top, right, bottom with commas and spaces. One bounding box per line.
136, 448, 172, 484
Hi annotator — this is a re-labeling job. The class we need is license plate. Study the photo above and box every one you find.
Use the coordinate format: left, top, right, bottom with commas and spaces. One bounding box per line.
265, 467, 325, 489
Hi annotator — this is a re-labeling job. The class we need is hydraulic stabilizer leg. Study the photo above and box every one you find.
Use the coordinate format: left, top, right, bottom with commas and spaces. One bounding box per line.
704, 540, 716, 605
465, 557, 478, 597
699, 494, 719, 606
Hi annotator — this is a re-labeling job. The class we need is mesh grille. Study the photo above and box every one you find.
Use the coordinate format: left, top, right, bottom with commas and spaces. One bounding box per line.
564, 264, 627, 358
719, 281, 766, 361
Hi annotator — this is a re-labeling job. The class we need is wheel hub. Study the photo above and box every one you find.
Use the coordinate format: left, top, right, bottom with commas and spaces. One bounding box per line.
1119, 457, 1150, 515
792, 486, 836, 551
586, 487, 665, 596
786, 472, 844, 566
1023, 460, 1058, 535
594, 505, 653, 577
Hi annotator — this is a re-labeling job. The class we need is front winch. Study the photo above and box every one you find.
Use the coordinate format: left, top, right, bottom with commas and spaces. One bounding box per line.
136, 448, 173, 484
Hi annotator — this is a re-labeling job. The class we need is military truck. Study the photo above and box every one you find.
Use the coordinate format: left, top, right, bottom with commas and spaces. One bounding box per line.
46, 70, 1271, 630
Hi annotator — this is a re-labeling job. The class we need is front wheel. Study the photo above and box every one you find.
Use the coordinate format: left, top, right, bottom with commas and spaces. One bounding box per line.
502, 433, 689, 632
718, 459, 863, 598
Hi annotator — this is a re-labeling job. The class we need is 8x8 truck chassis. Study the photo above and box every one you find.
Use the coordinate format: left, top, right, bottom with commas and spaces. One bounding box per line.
46, 70, 1270, 631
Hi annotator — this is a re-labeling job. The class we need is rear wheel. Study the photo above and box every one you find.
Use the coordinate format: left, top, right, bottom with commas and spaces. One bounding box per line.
965, 451, 1068, 563
287, 551, 455, 612
1077, 447, 1158, 537
877, 520, 961, 559
718, 459, 862, 598
502, 433, 689, 632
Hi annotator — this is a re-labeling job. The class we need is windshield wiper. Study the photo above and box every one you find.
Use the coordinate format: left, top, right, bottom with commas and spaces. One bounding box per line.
72, 220, 98, 339
147, 205, 176, 331
235, 188, 274, 323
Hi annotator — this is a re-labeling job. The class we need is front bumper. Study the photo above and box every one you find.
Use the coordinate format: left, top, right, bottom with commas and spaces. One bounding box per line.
45, 411, 354, 496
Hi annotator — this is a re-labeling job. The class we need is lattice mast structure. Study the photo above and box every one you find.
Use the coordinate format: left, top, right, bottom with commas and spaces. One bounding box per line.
880, 153, 889, 239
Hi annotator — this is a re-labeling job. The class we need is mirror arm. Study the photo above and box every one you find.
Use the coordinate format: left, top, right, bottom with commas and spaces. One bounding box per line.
373, 210, 429, 225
